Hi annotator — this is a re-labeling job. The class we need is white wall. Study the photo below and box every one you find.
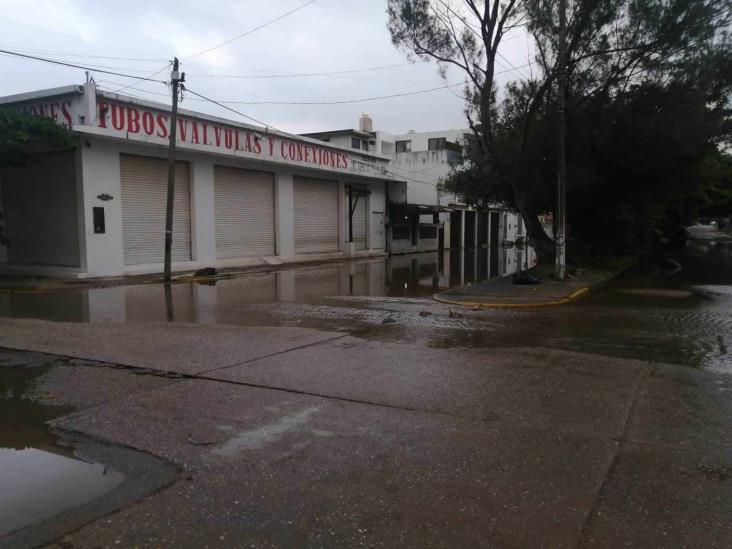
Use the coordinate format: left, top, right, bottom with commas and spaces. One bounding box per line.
390, 129, 469, 153
76, 137, 389, 278
80, 141, 125, 277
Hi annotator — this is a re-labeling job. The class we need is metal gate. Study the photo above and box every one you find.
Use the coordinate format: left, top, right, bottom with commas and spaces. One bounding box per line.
293, 176, 339, 254
2, 150, 80, 266
352, 195, 367, 250
214, 166, 275, 259
120, 154, 191, 265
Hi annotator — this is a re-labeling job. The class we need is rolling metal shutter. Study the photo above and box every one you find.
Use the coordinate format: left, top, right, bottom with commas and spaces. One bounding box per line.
352, 195, 367, 250
2, 150, 80, 267
293, 177, 339, 254
120, 154, 191, 265
214, 166, 275, 259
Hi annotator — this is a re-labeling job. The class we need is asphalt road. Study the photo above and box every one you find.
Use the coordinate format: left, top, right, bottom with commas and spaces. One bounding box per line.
1, 310, 731, 548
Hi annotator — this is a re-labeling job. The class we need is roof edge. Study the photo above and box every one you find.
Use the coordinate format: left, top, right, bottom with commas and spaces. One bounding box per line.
0, 85, 83, 105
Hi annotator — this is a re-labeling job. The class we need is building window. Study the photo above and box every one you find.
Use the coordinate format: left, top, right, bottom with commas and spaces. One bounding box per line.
428, 137, 447, 151
395, 140, 411, 153
362, 140, 369, 151
351, 138, 361, 149
419, 225, 437, 240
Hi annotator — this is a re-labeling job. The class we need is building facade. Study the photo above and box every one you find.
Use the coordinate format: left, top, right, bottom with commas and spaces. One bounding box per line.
304, 117, 533, 264
0, 83, 405, 279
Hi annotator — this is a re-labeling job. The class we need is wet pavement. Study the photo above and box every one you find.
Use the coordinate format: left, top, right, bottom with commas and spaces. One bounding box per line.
0, 238, 730, 547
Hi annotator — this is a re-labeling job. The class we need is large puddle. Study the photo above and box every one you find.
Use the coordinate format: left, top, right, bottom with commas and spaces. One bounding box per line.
0, 248, 525, 323
0, 242, 731, 373
0, 356, 124, 539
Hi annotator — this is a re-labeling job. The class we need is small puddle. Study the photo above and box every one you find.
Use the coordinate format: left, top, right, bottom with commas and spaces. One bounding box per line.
0, 448, 124, 537
0, 354, 125, 539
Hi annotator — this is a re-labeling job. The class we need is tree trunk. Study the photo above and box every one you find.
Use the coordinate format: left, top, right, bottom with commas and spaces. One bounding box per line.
509, 165, 555, 264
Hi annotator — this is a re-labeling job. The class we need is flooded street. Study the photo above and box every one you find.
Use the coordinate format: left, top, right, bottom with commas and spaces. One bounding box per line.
1, 240, 731, 374
0, 239, 731, 547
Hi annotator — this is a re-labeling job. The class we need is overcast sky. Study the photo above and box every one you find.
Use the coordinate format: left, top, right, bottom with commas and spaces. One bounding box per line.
0, 0, 533, 134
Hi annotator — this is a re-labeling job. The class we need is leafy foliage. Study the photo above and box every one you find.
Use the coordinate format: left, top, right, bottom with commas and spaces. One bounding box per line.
390, 0, 732, 259
0, 109, 75, 245
0, 109, 74, 167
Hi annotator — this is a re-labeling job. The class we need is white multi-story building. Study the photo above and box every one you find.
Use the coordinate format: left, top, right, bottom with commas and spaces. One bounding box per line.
304, 116, 533, 267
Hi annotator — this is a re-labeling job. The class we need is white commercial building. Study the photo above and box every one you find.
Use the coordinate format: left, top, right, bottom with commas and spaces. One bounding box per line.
0, 83, 405, 279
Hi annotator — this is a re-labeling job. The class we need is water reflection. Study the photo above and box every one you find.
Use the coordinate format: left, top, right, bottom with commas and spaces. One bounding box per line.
0, 248, 528, 324
0, 448, 124, 537
0, 364, 125, 538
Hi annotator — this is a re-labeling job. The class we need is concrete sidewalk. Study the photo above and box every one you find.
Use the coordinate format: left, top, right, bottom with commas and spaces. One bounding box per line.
434, 272, 594, 308
1, 318, 731, 548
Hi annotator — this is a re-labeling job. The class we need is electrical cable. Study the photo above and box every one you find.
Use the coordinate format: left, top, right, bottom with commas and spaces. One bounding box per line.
182, 85, 441, 186
186, 62, 416, 78
0, 49, 169, 83
0, 46, 167, 62
184, 0, 317, 61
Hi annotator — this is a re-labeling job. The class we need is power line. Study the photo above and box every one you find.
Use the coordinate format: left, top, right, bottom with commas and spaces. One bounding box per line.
180, 86, 438, 186
96, 62, 532, 106
184, 0, 317, 61
181, 86, 285, 131
0, 17, 153, 57
200, 84, 462, 105
98, 80, 464, 105
0, 46, 167, 62
187, 62, 416, 78
0, 49, 169, 83
111, 63, 171, 93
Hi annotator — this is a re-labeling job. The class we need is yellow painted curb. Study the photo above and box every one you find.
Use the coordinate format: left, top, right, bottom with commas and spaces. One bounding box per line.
433, 286, 590, 309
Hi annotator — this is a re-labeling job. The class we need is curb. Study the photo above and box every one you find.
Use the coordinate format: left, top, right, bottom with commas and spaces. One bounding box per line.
432, 286, 590, 309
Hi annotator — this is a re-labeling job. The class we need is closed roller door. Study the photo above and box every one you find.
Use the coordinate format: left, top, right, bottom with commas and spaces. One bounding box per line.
120, 154, 191, 266
2, 150, 80, 266
214, 166, 275, 259
352, 195, 367, 250
293, 177, 338, 254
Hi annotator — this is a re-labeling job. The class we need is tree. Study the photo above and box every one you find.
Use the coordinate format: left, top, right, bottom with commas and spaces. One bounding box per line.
389, 0, 732, 261
0, 109, 75, 244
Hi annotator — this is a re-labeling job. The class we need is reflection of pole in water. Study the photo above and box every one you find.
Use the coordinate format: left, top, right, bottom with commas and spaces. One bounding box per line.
164, 284, 174, 322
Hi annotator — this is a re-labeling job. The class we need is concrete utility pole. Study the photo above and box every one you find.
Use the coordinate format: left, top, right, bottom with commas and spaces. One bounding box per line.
164, 58, 184, 282
555, 0, 568, 281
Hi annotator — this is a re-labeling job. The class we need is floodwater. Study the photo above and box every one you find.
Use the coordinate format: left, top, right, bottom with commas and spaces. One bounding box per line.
0, 237, 730, 537
0, 240, 731, 374
0, 356, 124, 539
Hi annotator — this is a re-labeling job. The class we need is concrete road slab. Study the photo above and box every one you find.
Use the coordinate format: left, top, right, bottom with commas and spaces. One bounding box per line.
54, 379, 616, 548
0, 318, 341, 375
579, 442, 732, 548
627, 364, 732, 456
209, 341, 647, 437
27, 361, 175, 409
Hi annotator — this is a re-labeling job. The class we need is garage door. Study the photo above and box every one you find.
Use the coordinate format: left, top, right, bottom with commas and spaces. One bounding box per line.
214, 166, 275, 259
352, 194, 367, 250
120, 154, 191, 265
293, 177, 338, 254
2, 150, 80, 267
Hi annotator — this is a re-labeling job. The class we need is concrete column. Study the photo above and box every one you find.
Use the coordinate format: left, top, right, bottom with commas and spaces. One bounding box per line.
487, 212, 492, 248
190, 159, 215, 265
275, 171, 295, 257
460, 210, 466, 249
473, 211, 479, 250
277, 271, 296, 301
0, 170, 7, 264
459, 248, 465, 286
79, 141, 124, 277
